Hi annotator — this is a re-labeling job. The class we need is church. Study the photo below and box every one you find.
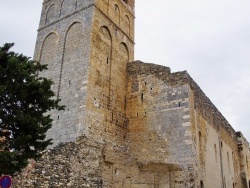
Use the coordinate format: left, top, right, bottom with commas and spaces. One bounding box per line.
14, 0, 250, 187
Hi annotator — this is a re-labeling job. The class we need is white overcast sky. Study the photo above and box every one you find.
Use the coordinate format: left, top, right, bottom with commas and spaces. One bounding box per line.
0, 0, 250, 141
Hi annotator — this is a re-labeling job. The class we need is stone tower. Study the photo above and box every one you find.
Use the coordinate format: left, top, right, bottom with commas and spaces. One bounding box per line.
34, 0, 135, 146
13, 0, 250, 187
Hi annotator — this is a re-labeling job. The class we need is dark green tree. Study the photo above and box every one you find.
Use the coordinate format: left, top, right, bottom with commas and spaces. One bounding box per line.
0, 43, 64, 175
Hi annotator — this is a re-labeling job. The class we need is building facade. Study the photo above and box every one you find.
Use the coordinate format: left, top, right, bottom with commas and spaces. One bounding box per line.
14, 0, 250, 187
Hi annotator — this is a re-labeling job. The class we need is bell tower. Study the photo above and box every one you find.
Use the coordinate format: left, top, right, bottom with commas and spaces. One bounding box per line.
34, 0, 135, 146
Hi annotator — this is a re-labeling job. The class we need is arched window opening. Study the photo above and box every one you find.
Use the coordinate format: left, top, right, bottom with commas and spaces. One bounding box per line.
114, 4, 120, 25
60, 22, 84, 100
124, 15, 130, 35
40, 32, 59, 94
60, 0, 76, 17
119, 42, 129, 62
45, 4, 56, 24
95, 26, 112, 105
99, 26, 112, 65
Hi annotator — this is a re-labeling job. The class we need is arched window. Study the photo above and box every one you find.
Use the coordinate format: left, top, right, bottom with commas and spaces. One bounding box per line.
60, 0, 76, 17
45, 4, 56, 24
114, 4, 120, 25
40, 32, 59, 93
99, 26, 112, 65
124, 15, 130, 35
60, 22, 84, 100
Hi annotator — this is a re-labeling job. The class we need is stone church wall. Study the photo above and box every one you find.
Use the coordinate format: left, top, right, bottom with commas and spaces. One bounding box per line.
126, 61, 249, 187
10, 0, 250, 187
126, 61, 197, 187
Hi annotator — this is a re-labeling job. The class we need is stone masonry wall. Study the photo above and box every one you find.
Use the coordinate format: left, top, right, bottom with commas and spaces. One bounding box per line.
126, 61, 249, 187
12, 0, 250, 187
15, 0, 136, 187
126, 61, 197, 187
13, 137, 104, 188
83, 0, 135, 186
35, 0, 95, 147
127, 61, 238, 142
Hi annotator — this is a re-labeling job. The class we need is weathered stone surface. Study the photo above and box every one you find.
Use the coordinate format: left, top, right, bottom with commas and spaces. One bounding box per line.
12, 0, 250, 188
13, 137, 104, 187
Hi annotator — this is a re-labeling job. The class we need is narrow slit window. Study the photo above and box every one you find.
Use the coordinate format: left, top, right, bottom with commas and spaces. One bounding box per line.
214, 144, 217, 163
115, 28, 118, 37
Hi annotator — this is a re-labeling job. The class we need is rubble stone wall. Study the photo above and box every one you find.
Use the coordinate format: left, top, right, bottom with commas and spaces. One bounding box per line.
13, 137, 104, 188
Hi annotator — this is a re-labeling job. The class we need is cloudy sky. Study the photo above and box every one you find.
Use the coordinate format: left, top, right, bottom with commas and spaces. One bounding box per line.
0, 0, 250, 141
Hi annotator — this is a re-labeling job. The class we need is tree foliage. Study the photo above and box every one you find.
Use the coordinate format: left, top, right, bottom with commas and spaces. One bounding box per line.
0, 43, 64, 175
